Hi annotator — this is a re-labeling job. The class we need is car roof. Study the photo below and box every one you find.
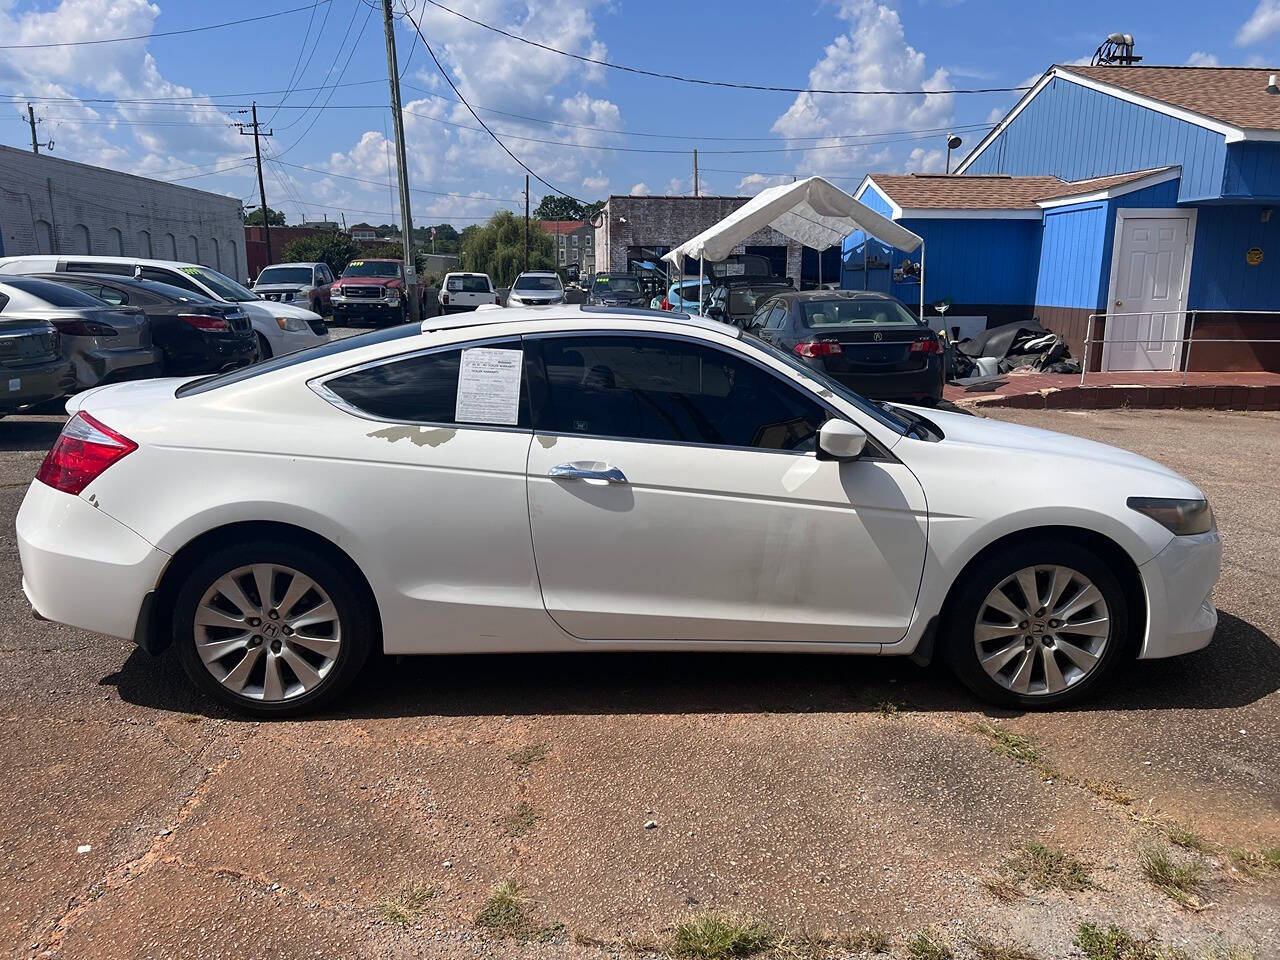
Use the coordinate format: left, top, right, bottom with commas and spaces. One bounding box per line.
0, 254, 214, 271
443, 271, 489, 276
260, 262, 321, 268
517, 271, 559, 277
770, 289, 899, 302
349, 258, 400, 263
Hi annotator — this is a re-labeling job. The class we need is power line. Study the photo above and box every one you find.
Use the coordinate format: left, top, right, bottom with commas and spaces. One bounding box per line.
0, 1, 331, 50
159, 160, 257, 183
275, 1, 370, 134
419, 0, 1032, 96
404, 7, 582, 202
262, 0, 333, 128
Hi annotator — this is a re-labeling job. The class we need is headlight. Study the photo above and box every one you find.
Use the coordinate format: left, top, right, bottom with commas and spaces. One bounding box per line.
385, 296, 400, 305
276, 315, 309, 332
1127, 497, 1215, 535
282, 292, 295, 301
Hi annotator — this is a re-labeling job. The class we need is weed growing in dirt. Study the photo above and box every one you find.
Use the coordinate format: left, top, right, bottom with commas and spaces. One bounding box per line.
987, 841, 1091, 897
840, 928, 891, 954
669, 913, 776, 960
906, 929, 953, 960
504, 801, 539, 838
1139, 844, 1209, 909
1167, 825, 1212, 854
1263, 848, 1280, 870
1083, 778, 1135, 805
1074, 923, 1163, 960
966, 935, 1042, 960
379, 882, 435, 926
507, 743, 547, 767
875, 700, 902, 717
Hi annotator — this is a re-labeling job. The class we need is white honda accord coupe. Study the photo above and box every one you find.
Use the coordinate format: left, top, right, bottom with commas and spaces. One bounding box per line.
16, 307, 1221, 717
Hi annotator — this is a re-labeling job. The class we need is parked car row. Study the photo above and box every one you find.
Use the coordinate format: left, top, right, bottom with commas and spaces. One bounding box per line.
0, 254, 330, 414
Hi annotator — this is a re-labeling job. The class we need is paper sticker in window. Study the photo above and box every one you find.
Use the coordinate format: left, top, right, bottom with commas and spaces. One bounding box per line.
455, 347, 522, 425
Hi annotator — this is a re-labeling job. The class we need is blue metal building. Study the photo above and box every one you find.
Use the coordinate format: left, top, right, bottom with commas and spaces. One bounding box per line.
846, 65, 1280, 372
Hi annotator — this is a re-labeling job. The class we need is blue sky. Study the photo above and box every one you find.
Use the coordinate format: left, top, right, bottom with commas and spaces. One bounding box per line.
0, 0, 1275, 228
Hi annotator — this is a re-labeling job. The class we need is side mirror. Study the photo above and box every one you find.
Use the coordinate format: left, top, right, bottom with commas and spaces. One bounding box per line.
817, 419, 867, 461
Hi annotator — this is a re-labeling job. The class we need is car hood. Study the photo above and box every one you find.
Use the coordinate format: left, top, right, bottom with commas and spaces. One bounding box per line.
254, 283, 311, 294
894, 403, 1202, 494
246, 299, 321, 321
338, 276, 401, 287
510, 289, 564, 301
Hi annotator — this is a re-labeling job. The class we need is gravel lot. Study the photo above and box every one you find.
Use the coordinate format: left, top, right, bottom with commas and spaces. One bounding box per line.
0, 404, 1276, 960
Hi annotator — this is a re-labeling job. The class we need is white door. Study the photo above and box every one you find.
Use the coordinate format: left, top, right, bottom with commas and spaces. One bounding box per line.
1104, 212, 1193, 372
524, 333, 928, 645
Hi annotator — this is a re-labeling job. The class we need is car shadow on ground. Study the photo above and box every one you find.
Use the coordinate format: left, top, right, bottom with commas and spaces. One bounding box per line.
0, 416, 65, 452
104, 610, 1277, 721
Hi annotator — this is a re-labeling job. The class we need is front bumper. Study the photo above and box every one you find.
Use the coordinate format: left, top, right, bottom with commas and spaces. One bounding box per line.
0, 357, 76, 413
17, 480, 170, 641
1137, 528, 1222, 659
332, 299, 404, 322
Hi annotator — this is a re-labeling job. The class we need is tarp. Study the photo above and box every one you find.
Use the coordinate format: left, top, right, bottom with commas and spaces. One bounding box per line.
660, 176, 923, 266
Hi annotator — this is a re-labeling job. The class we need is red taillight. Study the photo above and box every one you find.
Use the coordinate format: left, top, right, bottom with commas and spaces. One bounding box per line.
36, 412, 137, 496
660, 297, 670, 310
910, 338, 943, 354
794, 339, 843, 358
180, 313, 230, 332
441, 293, 450, 304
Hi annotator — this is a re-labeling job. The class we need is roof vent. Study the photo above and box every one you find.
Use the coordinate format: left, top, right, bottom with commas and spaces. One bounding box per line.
1091, 33, 1141, 66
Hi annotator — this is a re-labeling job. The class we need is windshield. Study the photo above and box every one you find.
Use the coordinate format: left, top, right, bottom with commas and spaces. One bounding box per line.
179, 266, 258, 303
136, 280, 214, 303
343, 260, 401, 279
514, 275, 562, 291
742, 330, 912, 435
256, 267, 314, 285
801, 298, 921, 328
593, 276, 641, 294
729, 285, 787, 315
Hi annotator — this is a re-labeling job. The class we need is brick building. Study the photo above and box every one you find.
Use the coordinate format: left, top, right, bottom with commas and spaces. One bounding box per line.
0, 144, 245, 279
594, 195, 807, 281
540, 220, 594, 272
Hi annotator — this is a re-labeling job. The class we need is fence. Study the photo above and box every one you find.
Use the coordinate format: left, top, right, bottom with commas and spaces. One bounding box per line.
1079, 310, 1280, 386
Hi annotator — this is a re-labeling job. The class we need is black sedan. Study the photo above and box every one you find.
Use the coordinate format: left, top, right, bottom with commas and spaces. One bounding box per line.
745, 290, 944, 405
36, 273, 258, 376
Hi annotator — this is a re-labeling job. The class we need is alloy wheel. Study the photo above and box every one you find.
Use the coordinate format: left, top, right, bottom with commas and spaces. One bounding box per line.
193, 564, 342, 702
973, 564, 1111, 696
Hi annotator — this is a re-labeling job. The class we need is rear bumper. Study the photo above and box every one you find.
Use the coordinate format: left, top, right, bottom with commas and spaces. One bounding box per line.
0, 357, 76, 413
822, 361, 944, 402
17, 480, 170, 641
75, 346, 164, 389
1137, 529, 1222, 658
161, 334, 258, 376
441, 303, 482, 313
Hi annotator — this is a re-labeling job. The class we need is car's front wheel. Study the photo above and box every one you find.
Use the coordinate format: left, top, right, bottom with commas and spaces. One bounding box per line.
943, 539, 1129, 708
172, 541, 374, 717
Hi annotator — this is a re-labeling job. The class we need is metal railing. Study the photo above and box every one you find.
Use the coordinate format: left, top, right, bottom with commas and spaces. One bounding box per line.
1079, 310, 1280, 386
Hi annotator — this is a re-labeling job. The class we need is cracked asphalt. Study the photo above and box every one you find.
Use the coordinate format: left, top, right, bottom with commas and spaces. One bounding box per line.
0, 406, 1276, 960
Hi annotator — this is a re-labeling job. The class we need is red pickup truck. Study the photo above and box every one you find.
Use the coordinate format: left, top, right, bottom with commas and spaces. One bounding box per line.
330, 258, 425, 326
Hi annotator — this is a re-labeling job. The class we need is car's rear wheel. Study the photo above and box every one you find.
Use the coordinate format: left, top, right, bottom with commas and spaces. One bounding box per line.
256, 332, 272, 360
173, 541, 374, 717
943, 540, 1129, 708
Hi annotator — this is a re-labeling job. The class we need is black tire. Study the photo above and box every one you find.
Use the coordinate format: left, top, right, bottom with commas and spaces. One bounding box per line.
256, 332, 272, 360
172, 540, 375, 718
943, 539, 1130, 709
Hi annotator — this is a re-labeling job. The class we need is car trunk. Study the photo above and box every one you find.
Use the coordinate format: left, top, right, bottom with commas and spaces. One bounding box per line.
0, 320, 60, 367
817, 327, 930, 374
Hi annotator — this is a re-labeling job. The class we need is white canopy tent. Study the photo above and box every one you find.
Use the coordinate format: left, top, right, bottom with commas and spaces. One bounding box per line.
661, 176, 926, 320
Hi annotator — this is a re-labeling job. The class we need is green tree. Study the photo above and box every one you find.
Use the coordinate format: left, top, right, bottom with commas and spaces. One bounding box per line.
280, 233, 360, 275
376, 223, 401, 237
531, 195, 606, 222
460, 211, 555, 285
415, 222, 460, 254
244, 205, 287, 226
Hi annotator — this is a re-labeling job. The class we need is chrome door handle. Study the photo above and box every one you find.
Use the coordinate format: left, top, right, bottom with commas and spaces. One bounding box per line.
548, 461, 628, 484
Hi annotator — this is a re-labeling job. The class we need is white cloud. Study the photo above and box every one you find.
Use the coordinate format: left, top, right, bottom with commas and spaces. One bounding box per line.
629, 182, 650, 196
904, 147, 945, 173
582, 173, 609, 192
736, 173, 790, 195
1237, 0, 1280, 45
1186, 51, 1220, 66
770, 0, 952, 179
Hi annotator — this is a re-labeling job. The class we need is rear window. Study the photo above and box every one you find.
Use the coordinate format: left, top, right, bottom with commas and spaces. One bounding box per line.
447, 275, 491, 293
175, 323, 422, 397
2, 276, 105, 307
672, 281, 710, 303
801, 298, 921, 328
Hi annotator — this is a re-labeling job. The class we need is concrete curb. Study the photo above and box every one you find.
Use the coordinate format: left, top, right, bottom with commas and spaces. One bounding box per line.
953, 383, 1280, 411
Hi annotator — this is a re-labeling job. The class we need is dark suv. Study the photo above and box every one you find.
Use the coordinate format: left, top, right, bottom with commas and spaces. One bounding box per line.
746, 290, 944, 405
586, 273, 648, 308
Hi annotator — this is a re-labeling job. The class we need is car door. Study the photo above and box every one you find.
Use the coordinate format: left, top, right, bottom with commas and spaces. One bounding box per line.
314, 266, 332, 312
312, 335, 553, 652
523, 331, 928, 645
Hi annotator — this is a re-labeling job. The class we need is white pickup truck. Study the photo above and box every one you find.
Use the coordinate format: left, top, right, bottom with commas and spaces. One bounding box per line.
439, 272, 499, 313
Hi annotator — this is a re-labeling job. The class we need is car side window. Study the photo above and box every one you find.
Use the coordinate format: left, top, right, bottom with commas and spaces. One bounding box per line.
323, 341, 530, 427
532, 335, 827, 452
95, 285, 127, 305
140, 267, 203, 295
765, 304, 788, 330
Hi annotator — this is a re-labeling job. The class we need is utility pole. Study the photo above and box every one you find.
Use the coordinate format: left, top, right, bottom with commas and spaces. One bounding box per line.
236, 102, 274, 265
692, 149, 699, 197
524, 174, 530, 274
381, 0, 418, 322
26, 104, 39, 154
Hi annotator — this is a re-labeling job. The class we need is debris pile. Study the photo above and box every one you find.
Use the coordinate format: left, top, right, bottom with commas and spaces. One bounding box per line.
951, 319, 1080, 381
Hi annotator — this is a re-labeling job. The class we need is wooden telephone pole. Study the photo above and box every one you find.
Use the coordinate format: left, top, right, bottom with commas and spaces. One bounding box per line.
524, 174, 530, 273
380, 0, 419, 321
236, 103, 274, 264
